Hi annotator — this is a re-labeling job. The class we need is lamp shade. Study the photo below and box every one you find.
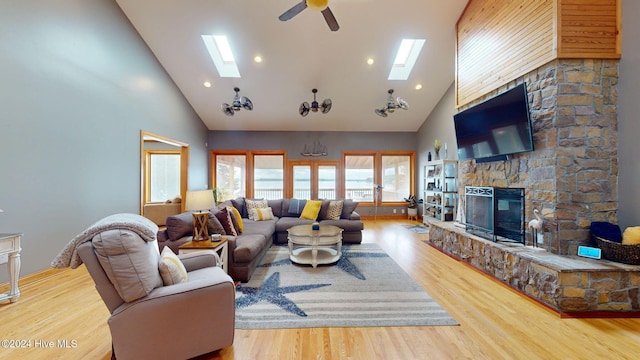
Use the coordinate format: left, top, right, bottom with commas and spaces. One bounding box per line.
185, 190, 214, 212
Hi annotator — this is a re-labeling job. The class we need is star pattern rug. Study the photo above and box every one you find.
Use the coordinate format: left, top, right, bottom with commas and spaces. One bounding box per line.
234, 243, 458, 329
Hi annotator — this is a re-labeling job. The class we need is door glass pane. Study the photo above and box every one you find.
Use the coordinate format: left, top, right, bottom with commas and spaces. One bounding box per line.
381, 155, 410, 201
216, 155, 246, 201
318, 165, 336, 199
254, 155, 284, 200
293, 165, 311, 199
150, 154, 180, 202
345, 155, 374, 202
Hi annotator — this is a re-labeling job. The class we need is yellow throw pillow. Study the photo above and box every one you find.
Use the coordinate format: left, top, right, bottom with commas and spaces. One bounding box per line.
159, 247, 188, 286
300, 200, 322, 220
622, 226, 640, 245
227, 206, 244, 233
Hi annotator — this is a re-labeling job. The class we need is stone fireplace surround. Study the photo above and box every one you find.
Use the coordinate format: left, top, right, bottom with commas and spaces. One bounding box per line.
429, 222, 640, 314
428, 59, 640, 314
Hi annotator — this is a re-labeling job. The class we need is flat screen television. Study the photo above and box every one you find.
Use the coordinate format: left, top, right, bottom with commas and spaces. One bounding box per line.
454, 83, 534, 162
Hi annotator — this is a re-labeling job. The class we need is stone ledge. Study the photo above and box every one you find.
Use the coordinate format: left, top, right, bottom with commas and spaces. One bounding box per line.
429, 222, 640, 313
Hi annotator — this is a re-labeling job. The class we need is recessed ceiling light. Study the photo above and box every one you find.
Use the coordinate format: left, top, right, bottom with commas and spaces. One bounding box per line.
366, 57, 374, 65
415, 84, 423, 90
201, 35, 240, 78
203, 81, 212, 88
254, 55, 263, 63
388, 38, 425, 80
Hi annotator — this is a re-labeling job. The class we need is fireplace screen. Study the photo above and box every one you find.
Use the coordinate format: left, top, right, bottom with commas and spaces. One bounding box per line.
465, 186, 525, 244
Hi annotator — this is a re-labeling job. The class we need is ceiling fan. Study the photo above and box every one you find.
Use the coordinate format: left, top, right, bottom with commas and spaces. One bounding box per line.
374, 89, 409, 117
221, 87, 253, 116
279, 0, 340, 32
299, 89, 332, 117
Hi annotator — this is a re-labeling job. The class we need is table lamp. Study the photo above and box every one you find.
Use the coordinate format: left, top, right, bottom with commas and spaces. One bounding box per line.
185, 189, 214, 241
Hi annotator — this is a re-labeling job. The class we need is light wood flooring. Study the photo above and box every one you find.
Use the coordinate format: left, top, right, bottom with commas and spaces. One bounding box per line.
1, 219, 639, 359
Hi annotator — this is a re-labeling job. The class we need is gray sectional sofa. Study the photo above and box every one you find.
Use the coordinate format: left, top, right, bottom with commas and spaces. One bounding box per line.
157, 197, 364, 282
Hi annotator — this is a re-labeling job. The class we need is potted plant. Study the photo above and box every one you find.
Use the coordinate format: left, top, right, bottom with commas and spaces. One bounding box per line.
404, 195, 423, 218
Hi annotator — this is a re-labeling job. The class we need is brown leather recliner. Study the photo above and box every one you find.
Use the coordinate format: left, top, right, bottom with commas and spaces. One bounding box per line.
77, 229, 235, 359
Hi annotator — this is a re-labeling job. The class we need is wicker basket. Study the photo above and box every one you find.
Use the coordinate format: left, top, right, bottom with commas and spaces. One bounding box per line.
593, 235, 640, 265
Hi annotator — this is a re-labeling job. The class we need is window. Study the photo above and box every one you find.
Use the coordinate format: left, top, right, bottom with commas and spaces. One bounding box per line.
344, 155, 375, 202
254, 155, 284, 200
381, 155, 411, 202
214, 154, 246, 201
212, 151, 286, 201
344, 152, 415, 205
146, 151, 181, 203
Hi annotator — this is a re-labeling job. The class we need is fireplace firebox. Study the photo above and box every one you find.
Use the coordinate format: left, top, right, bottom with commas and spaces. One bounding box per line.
465, 186, 525, 244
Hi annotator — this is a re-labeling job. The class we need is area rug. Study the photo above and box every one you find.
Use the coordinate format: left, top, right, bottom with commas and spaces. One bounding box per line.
234, 243, 458, 329
404, 224, 430, 234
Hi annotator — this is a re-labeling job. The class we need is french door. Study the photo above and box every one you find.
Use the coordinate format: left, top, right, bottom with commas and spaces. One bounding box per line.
287, 160, 341, 200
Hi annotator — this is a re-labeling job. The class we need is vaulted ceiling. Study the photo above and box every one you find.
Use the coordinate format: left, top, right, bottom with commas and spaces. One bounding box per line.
115, 0, 468, 132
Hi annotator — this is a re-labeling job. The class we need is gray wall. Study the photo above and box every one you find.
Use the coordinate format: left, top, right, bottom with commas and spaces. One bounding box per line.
416, 83, 458, 209
618, 0, 640, 229
208, 131, 417, 158
0, 0, 209, 279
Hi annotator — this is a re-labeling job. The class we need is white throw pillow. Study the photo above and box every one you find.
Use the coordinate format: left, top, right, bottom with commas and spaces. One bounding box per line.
159, 247, 188, 286
249, 207, 275, 221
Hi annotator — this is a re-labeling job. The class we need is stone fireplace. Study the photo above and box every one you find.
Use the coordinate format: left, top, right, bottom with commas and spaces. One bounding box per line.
458, 59, 619, 255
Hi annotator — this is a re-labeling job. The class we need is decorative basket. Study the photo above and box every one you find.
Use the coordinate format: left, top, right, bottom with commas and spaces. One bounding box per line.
593, 235, 640, 265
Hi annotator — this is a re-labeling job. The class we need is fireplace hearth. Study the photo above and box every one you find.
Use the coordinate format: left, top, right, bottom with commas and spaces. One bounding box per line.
465, 186, 525, 244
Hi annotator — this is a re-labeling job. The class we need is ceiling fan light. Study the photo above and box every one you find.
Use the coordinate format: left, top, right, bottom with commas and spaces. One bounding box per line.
307, 0, 329, 11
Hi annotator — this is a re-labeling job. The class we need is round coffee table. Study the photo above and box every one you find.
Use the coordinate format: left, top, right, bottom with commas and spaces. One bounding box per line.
287, 224, 343, 268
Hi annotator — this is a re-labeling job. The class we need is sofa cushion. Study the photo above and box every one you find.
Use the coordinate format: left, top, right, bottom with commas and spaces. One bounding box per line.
207, 213, 226, 235
242, 218, 278, 239
267, 199, 283, 217
288, 199, 307, 215
275, 216, 314, 232
165, 212, 194, 241
300, 200, 322, 220
233, 234, 269, 263
231, 197, 247, 218
319, 219, 364, 232
319, 200, 344, 220
227, 206, 244, 233
214, 208, 238, 236
341, 199, 359, 219
250, 207, 275, 221
158, 247, 188, 285
246, 198, 269, 220
92, 229, 163, 302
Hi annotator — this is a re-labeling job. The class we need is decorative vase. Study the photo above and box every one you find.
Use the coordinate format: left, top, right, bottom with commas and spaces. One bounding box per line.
435, 150, 440, 160
427, 151, 432, 161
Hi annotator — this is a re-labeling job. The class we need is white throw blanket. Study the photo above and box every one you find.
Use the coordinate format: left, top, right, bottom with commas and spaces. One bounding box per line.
51, 213, 158, 269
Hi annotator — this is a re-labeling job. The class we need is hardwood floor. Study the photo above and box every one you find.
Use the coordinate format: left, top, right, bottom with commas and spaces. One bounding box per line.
1, 219, 639, 359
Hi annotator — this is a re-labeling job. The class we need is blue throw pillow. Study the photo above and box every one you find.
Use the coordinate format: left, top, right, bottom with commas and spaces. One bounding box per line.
590, 221, 622, 243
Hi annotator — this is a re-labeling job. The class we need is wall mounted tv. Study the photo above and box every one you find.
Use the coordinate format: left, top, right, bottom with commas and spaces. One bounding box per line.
454, 83, 534, 163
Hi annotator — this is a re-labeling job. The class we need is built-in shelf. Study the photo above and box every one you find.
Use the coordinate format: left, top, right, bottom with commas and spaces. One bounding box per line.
423, 160, 458, 223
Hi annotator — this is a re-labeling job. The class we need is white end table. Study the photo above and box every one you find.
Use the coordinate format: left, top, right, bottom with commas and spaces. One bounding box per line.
287, 224, 343, 268
178, 237, 228, 274
0, 233, 22, 303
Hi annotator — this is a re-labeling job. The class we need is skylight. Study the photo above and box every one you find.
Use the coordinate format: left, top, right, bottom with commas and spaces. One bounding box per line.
201, 35, 240, 78
388, 38, 425, 80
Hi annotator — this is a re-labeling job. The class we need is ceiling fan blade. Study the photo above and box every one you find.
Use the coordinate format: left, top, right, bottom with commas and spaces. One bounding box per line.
279, 1, 307, 21
241, 96, 253, 111
375, 109, 387, 117
321, 99, 332, 114
321, 7, 339, 31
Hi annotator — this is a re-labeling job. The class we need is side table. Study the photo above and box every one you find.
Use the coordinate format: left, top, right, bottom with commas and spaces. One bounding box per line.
178, 237, 228, 274
0, 233, 22, 303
